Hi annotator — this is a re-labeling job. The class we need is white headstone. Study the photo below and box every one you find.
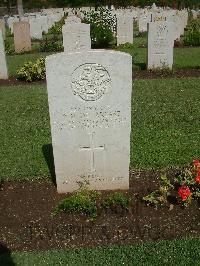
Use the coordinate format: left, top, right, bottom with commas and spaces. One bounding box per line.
151, 12, 166, 23
151, 3, 157, 12
117, 14, 133, 45
138, 11, 151, 32
62, 22, 91, 52
192, 10, 198, 19
8, 16, 20, 34
147, 22, 174, 69
0, 30, 8, 79
40, 15, 49, 33
65, 15, 81, 24
0, 19, 6, 40
29, 18, 43, 39
45, 50, 132, 193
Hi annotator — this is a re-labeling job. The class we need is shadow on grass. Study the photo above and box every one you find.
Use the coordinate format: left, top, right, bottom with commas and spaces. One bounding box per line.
0, 243, 15, 266
42, 144, 56, 187
135, 62, 147, 70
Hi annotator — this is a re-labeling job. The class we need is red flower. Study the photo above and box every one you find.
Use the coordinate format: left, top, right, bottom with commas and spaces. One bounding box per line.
193, 159, 199, 168
195, 175, 200, 182
178, 186, 191, 201
195, 168, 200, 174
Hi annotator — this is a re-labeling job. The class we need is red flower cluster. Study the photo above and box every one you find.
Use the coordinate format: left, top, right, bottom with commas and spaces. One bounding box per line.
178, 186, 191, 201
193, 159, 199, 168
195, 176, 200, 182
193, 159, 200, 183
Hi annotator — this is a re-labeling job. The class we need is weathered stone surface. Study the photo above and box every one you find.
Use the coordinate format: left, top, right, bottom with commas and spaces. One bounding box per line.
62, 22, 91, 52
46, 50, 132, 193
138, 10, 151, 32
13, 21, 31, 53
0, 30, 8, 79
40, 15, 49, 33
0, 19, 6, 40
147, 22, 174, 69
29, 18, 43, 39
151, 12, 166, 23
7, 16, 19, 34
65, 15, 81, 24
117, 14, 133, 45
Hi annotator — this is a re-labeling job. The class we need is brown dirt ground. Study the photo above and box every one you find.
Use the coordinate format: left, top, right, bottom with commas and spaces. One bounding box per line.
0, 168, 200, 252
0, 68, 199, 87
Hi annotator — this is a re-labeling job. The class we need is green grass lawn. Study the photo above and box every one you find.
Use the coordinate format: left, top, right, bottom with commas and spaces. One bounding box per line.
1, 77, 200, 181
1, 237, 199, 266
117, 46, 200, 70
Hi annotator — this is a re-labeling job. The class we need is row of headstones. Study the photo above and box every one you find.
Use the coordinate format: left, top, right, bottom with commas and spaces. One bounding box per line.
4, 11, 64, 40
0, 15, 91, 80
2, 3, 193, 41
63, 14, 175, 69
0, 11, 179, 81
2, 8, 187, 54
138, 8, 189, 40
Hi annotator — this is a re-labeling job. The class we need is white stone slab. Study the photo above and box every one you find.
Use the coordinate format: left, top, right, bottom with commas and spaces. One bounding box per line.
117, 14, 133, 45
29, 17, 43, 39
40, 15, 49, 33
148, 22, 174, 69
0, 30, 8, 79
138, 11, 151, 32
7, 16, 20, 33
62, 22, 91, 52
0, 19, 6, 40
45, 50, 132, 193
65, 15, 81, 24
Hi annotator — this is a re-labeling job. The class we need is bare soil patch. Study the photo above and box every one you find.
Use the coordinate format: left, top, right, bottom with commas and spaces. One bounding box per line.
0, 168, 200, 251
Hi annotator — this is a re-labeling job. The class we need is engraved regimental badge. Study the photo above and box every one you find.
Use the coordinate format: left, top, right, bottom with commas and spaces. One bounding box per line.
71, 63, 111, 101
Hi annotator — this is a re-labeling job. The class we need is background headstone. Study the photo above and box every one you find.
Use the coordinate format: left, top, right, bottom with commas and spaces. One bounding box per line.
29, 17, 43, 39
147, 21, 174, 69
65, 15, 81, 24
0, 30, 8, 79
46, 50, 132, 193
0, 19, 6, 40
138, 10, 151, 33
13, 21, 31, 53
62, 22, 91, 52
117, 14, 133, 45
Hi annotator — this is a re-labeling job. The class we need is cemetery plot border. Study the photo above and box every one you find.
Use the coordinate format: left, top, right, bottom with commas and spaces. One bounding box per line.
0, 168, 200, 251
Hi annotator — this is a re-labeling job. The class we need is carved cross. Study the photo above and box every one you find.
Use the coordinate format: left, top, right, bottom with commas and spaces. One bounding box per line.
80, 132, 105, 175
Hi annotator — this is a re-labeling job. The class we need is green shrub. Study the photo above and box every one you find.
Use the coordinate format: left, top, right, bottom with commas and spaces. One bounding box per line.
184, 18, 200, 46
90, 24, 114, 48
5, 40, 14, 55
83, 7, 115, 48
102, 192, 131, 209
39, 38, 63, 52
184, 31, 200, 46
143, 175, 174, 208
47, 15, 66, 40
17, 57, 45, 82
52, 190, 101, 221
6, 28, 13, 37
